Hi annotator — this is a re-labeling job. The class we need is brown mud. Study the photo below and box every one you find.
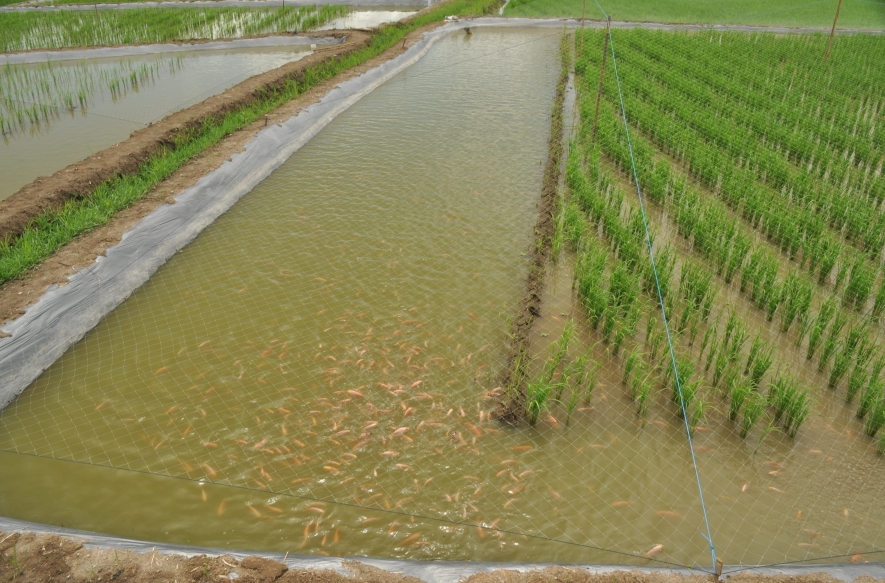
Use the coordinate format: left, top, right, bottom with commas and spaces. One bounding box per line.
0, 18, 450, 329
495, 35, 569, 424
2, 530, 881, 583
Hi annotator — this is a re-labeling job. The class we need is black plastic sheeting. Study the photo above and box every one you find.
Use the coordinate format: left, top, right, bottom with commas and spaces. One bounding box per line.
2, 515, 884, 582
1, 35, 341, 66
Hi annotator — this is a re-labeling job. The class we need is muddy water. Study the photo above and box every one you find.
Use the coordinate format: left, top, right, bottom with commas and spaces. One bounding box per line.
0, 47, 312, 200
317, 8, 414, 30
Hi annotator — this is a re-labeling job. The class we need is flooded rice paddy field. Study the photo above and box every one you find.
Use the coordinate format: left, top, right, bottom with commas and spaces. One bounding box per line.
0, 46, 312, 200
0, 27, 883, 568
317, 7, 415, 30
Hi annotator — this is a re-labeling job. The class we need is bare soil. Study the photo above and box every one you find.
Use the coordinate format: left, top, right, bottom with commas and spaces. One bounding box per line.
1, 530, 881, 583
0, 20, 446, 329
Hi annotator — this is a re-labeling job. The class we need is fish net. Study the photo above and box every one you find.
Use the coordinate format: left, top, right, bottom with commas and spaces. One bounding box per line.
1, 24, 885, 572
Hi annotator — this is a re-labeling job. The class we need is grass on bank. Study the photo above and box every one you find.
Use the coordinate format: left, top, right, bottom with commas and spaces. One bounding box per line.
0, 0, 501, 285
505, 0, 885, 30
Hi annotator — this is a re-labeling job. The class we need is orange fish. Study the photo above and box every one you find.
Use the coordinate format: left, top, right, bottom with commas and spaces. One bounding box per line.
656, 510, 682, 520
645, 544, 663, 557
612, 501, 632, 509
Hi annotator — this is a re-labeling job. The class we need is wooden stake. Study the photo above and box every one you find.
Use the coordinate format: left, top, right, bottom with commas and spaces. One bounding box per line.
591, 16, 611, 142
824, 0, 843, 64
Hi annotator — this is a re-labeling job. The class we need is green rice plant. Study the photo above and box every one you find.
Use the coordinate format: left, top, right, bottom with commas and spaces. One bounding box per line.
670, 357, 694, 408
819, 311, 848, 373
769, 372, 811, 438
740, 390, 766, 439
728, 375, 751, 422
525, 376, 555, 426
562, 202, 585, 249
863, 395, 885, 438
699, 316, 719, 359
687, 310, 702, 346
779, 272, 813, 334
688, 397, 706, 436
847, 362, 872, 405
749, 340, 774, 387
859, 359, 885, 419
844, 254, 876, 311
623, 348, 642, 387
635, 370, 653, 423
602, 303, 618, 344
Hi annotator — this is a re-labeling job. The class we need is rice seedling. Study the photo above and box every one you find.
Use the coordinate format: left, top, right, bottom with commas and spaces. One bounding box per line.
864, 395, 885, 438
740, 390, 766, 439
818, 311, 848, 372
747, 336, 774, 387
779, 272, 813, 334
769, 373, 811, 438
622, 348, 642, 387
634, 370, 653, 422
728, 374, 751, 422
699, 315, 719, 359
858, 358, 885, 419
844, 255, 876, 310
806, 297, 837, 361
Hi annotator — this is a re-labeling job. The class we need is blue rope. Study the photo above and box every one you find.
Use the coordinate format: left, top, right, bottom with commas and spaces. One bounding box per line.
592, 0, 607, 18
602, 28, 718, 573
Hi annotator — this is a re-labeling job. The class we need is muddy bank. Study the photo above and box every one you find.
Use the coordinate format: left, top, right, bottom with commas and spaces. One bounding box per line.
0, 19, 448, 327
495, 33, 569, 423
3, 530, 883, 583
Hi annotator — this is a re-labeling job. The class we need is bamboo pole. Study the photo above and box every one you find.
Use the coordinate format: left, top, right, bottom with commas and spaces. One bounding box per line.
824, 0, 843, 64
591, 16, 611, 142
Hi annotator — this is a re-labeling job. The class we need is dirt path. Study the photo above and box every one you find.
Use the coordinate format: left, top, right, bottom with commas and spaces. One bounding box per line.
0, 21, 444, 328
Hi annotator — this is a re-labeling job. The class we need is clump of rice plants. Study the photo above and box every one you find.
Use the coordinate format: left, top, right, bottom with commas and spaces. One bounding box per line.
858, 359, 885, 419
745, 333, 774, 386
740, 390, 766, 439
807, 298, 837, 361
769, 373, 812, 438
526, 320, 575, 425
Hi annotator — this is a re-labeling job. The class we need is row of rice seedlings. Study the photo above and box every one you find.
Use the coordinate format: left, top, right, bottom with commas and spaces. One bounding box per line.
580, 131, 814, 440
603, 29, 885, 210
603, 31, 885, 266
1, 57, 182, 137
571, 141, 771, 437
593, 83, 885, 414
0, 6, 351, 53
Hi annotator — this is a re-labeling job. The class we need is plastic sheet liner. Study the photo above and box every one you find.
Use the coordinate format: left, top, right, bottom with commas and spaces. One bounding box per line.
1, 35, 341, 65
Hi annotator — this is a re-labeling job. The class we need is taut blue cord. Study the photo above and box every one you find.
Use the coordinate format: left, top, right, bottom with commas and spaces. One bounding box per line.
602, 25, 719, 574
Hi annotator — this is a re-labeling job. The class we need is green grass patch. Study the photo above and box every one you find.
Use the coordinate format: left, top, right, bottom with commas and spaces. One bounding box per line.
506, 0, 885, 30
0, 0, 501, 286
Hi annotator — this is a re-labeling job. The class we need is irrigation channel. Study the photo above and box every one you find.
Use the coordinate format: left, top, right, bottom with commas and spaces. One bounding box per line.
0, 22, 884, 570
